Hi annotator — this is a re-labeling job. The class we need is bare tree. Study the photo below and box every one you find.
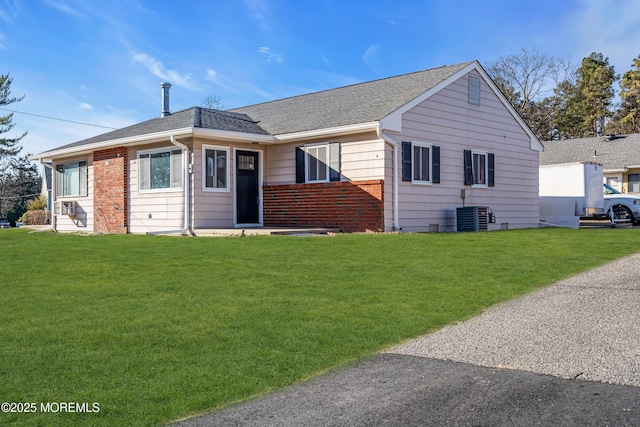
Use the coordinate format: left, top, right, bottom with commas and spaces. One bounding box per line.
487, 46, 559, 117
202, 95, 226, 110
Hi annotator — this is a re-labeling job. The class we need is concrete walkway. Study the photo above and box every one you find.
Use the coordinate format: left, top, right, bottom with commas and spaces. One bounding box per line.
172, 254, 640, 426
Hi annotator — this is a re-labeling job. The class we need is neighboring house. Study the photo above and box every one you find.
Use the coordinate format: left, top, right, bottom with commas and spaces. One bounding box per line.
540, 133, 640, 193
41, 165, 52, 210
30, 60, 543, 234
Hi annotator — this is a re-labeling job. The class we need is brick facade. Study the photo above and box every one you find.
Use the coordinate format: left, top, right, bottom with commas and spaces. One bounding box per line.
263, 179, 384, 232
93, 147, 128, 234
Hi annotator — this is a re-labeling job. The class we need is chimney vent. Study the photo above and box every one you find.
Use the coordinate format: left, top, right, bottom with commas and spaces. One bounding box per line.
160, 82, 171, 117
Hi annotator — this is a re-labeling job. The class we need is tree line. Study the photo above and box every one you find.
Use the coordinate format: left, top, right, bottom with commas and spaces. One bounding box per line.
487, 47, 640, 141
0, 74, 41, 225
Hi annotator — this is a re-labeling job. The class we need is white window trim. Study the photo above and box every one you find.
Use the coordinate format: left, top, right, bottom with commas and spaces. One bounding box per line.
411, 141, 432, 185
605, 174, 622, 192
56, 160, 88, 198
137, 146, 184, 193
202, 145, 230, 193
304, 143, 330, 183
471, 149, 488, 188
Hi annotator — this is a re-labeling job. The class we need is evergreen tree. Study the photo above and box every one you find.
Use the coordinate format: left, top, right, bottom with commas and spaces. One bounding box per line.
611, 55, 640, 134
554, 78, 584, 138
0, 73, 27, 220
575, 53, 617, 136
0, 73, 26, 158
4, 154, 41, 225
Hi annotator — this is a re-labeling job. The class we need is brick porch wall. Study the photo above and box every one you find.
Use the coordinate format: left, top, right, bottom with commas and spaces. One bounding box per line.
263, 179, 384, 232
93, 147, 128, 234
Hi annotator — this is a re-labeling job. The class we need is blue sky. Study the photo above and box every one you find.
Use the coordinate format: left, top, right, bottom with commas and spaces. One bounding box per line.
1, 0, 639, 155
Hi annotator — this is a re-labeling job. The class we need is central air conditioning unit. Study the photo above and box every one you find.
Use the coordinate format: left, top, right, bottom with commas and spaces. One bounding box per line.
54, 200, 76, 216
456, 206, 491, 232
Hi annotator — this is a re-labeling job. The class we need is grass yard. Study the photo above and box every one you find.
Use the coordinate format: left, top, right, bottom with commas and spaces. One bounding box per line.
1, 227, 640, 426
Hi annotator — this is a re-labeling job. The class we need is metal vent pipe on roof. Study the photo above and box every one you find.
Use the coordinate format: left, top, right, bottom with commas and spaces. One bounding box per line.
160, 82, 171, 117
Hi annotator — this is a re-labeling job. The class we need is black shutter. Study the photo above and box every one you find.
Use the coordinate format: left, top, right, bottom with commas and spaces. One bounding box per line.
488, 153, 495, 187
432, 146, 440, 184
329, 142, 340, 182
463, 150, 473, 185
295, 147, 305, 183
402, 142, 412, 181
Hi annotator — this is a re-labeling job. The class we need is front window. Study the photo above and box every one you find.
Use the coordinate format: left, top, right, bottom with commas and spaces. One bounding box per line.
628, 174, 640, 193
472, 151, 487, 186
306, 144, 329, 183
412, 142, 432, 184
56, 160, 88, 197
138, 148, 183, 192
203, 146, 229, 191
605, 176, 621, 192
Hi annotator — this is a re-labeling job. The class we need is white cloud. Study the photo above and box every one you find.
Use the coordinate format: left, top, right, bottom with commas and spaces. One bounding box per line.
79, 102, 93, 110
244, 0, 270, 31
257, 47, 283, 63
363, 45, 379, 70
205, 68, 272, 100
132, 52, 196, 89
0, 0, 24, 21
42, 0, 84, 19
566, 0, 640, 76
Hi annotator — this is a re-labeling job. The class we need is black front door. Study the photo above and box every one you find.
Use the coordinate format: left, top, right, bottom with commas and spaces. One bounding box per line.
236, 150, 260, 224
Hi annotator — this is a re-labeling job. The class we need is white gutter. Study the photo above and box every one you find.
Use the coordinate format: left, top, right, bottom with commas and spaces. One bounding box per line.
146, 135, 193, 236
376, 125, 401, 231
275, 122, 379, 142
28, 127, 195, 162
30, 128, 277, 163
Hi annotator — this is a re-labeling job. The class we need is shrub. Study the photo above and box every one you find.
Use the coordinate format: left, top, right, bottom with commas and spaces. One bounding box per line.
26, 195, 47, 211
21, 209, 50, 225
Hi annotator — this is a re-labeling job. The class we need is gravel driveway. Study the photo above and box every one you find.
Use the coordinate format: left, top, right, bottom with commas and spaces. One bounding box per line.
173, 253, 640, 426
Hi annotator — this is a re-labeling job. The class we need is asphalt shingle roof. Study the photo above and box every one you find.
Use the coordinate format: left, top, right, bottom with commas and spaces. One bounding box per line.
540, 133, 640, 170
230, 61, 474, 135
39, 61, 475, 155
41, 107, 268, 154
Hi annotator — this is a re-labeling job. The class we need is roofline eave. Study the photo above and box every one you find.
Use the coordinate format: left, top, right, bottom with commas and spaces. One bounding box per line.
192, 127, 275, 143
29, 127, 277, 161
273, 121, 380, 142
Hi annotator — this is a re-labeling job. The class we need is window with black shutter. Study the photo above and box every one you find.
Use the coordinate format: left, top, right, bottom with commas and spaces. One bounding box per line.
402, 141, 440, 184
295, 143, 340, 183
464, 149, 494, 187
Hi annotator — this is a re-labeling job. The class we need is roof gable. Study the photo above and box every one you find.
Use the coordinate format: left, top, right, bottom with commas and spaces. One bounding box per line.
230, 62, 474, 136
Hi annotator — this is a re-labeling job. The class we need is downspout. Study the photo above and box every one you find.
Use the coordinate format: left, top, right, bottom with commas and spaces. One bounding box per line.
146, 135, 194, 236
376, 125, 401, 231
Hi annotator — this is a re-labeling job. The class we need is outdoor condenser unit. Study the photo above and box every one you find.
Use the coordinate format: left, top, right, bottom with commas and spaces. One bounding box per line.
456, 206, 490, 232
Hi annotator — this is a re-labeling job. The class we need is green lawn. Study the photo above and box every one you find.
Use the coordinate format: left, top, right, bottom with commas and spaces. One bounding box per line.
1, 227, 639, 426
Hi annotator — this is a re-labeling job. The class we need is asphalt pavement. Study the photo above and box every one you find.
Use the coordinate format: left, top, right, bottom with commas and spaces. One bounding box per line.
172, 253, 640, 426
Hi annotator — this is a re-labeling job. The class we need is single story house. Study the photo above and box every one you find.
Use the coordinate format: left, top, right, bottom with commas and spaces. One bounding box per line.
540, 133, 640, 193
31, 60, 543, 234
